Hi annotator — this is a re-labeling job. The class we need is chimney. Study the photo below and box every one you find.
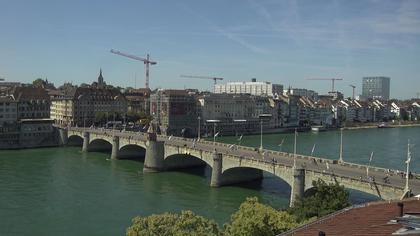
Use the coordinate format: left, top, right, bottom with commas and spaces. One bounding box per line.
319, 231, 326, 236
252, 78, 256, 82
397, 202, 404, 217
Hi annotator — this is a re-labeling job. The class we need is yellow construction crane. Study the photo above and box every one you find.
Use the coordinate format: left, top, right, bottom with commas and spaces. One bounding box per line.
306, 78, 343, 92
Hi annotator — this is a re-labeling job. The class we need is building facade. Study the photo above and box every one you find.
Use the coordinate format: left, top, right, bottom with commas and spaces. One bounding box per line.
51, 87, 127, 127
150, 89, 198, 136
362, 76, 390, 100
12, 87, 50, 120
124, 88, 151, 115
214, 79, 283, 97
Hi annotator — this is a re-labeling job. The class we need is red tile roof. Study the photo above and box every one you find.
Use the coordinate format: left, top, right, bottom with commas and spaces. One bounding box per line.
281, 198, 420, 236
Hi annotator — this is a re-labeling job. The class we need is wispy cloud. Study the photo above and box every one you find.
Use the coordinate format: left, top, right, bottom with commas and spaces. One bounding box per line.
178, 2, 269, 54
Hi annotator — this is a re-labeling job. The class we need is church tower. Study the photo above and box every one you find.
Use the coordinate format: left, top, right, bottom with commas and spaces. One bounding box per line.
98, 68, 105, 88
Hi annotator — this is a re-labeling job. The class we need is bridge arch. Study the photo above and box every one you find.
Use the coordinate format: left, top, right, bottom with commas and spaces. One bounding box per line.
118, 144, 146, 160
88, 138, 112, 152
68, 135, 83, 146
164, 153, 211, 170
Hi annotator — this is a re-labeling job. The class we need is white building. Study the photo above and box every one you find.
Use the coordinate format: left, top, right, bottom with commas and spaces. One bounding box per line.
284, 88, 319, 101
214, 79, 283, 97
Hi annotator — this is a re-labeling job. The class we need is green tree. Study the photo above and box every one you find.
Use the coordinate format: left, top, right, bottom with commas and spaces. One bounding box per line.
289, 179, 350, 222
224, 197, 298, 236
32, 78, 45, 88
126, 210, 221, 236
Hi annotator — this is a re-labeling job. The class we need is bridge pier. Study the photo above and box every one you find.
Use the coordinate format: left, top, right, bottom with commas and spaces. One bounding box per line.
58, 128, 68, 146
143, 140, 165, 173
111, 136, 119, 160
82, 131, 90, 152
210, 152, 223, 187
290, 168, 305, 207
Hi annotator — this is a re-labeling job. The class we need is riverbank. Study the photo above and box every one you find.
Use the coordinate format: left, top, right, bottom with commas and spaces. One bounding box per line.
343, 123, 420, 130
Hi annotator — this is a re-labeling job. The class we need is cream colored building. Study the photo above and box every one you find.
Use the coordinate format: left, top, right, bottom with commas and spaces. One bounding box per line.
51, 87, 127, 127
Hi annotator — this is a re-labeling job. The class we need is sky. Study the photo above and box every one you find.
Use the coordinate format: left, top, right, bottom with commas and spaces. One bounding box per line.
0, 0, 419, 99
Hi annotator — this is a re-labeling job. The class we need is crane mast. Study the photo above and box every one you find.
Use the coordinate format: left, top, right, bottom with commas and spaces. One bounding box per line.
306, 78, 343, 92
110, 49, 157, 89
349, 84, 356, 100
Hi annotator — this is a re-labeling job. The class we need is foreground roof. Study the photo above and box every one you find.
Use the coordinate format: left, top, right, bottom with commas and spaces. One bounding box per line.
281, 198, 420, 236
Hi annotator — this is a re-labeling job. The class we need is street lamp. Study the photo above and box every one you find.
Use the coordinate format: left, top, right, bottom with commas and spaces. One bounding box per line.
258, 114, 272, 152
206, 120, 220, 149
366, 151, 374, 177
233, 119, 247, 138
278, 138, 285, 152
339, 128, 344, 163
197, 116, 201, 141
405, 140, 412, 193
294, 128, 297, 168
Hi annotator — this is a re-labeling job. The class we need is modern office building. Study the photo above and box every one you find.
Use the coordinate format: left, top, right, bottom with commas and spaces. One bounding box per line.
214, 78, 283, 97
362, 76, 390, 100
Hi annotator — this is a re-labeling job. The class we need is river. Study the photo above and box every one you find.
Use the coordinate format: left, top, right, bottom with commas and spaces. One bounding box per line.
0, 127, 419, 236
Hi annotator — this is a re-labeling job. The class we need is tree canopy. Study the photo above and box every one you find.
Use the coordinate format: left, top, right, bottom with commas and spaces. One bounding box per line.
288, 179, 350, 222
223, 197, 298, 236
126, 210, 221, 236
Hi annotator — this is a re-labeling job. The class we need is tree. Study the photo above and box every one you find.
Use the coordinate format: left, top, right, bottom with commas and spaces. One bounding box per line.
288, 179, 350, 222
126, 210, 221, 236
224, 197, 298, 236
32, 78, 45, 88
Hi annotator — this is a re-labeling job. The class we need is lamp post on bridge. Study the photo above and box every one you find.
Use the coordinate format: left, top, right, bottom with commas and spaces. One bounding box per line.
197, 116, 201, 141
259, 114, 272, 152
233, 119, 246, 140
293, 128, 297, 168
404, 140, 412, 194
339, 128, 344, 163
206, 119, 220, 150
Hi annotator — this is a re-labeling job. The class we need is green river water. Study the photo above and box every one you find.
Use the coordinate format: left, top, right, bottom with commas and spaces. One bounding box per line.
0, 127, 419, 236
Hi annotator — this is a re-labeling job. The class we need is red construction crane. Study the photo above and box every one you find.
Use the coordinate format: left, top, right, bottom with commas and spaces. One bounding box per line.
349, 84, 356, 99
180, 75, 223, 92
306, 78, 343, 92
110, 49, 157, 89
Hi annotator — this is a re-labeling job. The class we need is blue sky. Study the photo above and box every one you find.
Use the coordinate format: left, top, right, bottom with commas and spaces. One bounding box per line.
0, 0, 419, 98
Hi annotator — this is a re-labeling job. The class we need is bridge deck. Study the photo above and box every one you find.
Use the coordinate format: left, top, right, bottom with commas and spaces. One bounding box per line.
67, 127, 420, 196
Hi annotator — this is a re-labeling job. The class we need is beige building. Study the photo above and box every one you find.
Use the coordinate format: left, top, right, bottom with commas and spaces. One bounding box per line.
51, 87, 127, 127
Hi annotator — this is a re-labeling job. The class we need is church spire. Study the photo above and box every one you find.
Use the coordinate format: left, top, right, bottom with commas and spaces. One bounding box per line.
98, 68, 104, 87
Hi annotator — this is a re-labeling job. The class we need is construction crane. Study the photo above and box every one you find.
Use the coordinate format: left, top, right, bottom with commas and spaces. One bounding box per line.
110, 49, 157, 89
349, 84, 356, 100
180, 75, 223, 91
306, 78, 343, 92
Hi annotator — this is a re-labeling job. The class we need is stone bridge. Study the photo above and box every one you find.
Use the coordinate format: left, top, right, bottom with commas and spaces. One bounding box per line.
59, 127, 419, 206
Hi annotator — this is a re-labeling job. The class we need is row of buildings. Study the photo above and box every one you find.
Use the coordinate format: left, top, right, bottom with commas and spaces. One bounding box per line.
0, 72, 416, 141
150, 89, 420, 137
